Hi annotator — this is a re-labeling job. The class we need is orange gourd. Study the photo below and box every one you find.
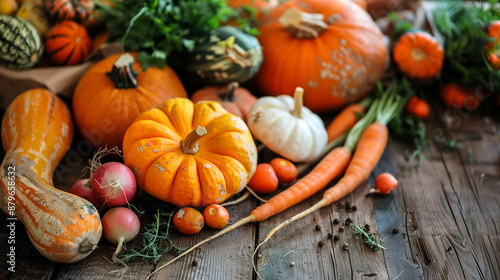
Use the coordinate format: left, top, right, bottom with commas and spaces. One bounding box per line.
190, 82, 257, 122
393, 30, 444, 80
254, 0, 387, 113
43, 0, 93, 21
484, 20, 500, 70
122, 98, 258, 207
72, 52, 188, 150
44, 20, 92, 65
0, 89, 102, 263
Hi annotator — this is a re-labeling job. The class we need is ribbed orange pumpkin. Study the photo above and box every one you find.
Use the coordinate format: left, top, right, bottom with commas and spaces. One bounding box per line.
254, 0, 387, 113
393, 30, 444, 80
43, 0, 93, 21
0, 89, 102, 263
190, 82, 257, 122
72, 52, 188, 150
122, 98, 258, 207
44, 20, 92, 65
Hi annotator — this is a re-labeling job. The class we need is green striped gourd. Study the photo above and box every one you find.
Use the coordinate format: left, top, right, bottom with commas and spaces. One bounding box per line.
0, 15, 43, 70
183, 26, 263, 85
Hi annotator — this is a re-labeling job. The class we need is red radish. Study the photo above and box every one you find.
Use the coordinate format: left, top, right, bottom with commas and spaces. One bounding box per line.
91, 162, 137, 207
101, 207, 140, 265
69, 179, 103, 210
375, 173, 399, 195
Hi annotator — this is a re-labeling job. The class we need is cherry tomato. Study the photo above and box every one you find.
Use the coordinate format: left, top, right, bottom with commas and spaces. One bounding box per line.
269, 157, 297, 184
203, 204, 230, 230
248, 163, 279, 194
173, 207, 204, 235
375, 173, 398, 195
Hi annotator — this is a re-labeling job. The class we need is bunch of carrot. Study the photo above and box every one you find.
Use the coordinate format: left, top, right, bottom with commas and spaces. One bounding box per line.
145, 80, 411, 279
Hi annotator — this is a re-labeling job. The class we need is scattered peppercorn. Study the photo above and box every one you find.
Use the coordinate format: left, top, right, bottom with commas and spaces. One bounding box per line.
315, 224, 321, 231
392, 228, 399, 234
327, 233, 334, 239
318, 240, 325, 247
345, 202, 351, 210
192, 260, 198, 266
446, 247, 452, 252
364, 224, 371, 232
339, 226, 345, 232
333, 218, 340, 224
351, 205, 357, 211
334, 235, 340, 242
343, 243, 349, 250
345, 218, 353, 225
290, 262, 296, 267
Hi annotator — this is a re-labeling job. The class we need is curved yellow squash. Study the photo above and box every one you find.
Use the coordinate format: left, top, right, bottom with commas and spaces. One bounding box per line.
0, 89, 102, 263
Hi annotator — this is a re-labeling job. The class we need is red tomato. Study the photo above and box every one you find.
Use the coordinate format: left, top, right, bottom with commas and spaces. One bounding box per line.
269, 157, 297, 184
248, 163, 279, 194
203, 204, 230, 230
375, 173, 398, 195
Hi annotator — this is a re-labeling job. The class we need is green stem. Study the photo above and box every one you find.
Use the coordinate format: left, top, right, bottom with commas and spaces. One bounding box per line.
343, 99, 380, 152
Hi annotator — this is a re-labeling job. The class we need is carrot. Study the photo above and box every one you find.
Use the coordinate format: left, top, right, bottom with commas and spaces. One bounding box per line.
326, 96, 372, 142
145, 95, 382, 280
252, 80, 410, 278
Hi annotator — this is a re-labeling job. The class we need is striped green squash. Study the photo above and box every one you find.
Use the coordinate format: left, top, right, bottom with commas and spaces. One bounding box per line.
183, 26, 263, 85
0, 15, 43, 70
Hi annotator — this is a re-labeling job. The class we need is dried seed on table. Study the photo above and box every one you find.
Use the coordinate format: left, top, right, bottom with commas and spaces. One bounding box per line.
364, 224, 370, 231
351, 205, 357, 211
392, 228, 399, 234
192, 260, 198, 266
333, 218, 340, 224
327, 233, 334, 239
315, 224, 321, 231
290, 262, 295, 267
339, 226, 345, 232
334, 235, 340, 241
345, 202, 351, 210
345, 218, 352, 225
318, 240, 325, 247
343, 243, 349, 250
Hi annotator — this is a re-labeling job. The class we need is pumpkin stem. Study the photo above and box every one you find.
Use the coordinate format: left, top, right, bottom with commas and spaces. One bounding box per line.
106, 53, 138, 89
181, 126, 207, 155
220, 36, 257, 68
291, 87, 305, 119
219, 82, 239, 102
279, 7, 328, 39
79, 237, 98, 254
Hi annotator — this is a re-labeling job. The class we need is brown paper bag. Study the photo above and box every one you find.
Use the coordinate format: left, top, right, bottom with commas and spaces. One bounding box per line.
0, 42, 122, 109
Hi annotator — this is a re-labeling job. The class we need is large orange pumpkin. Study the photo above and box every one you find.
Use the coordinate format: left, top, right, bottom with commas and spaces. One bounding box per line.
72, 52, 187, 150
254, 0, 387, 113
122, 98, 258, 207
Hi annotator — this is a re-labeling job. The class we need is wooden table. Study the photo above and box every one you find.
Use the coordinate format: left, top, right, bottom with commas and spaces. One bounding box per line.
0, 94, 499, 280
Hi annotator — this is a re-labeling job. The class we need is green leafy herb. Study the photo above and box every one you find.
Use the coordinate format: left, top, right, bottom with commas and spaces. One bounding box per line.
433, 0, 500, 89
118, 193, 186, 264
96, 0, 257, 69
350, 224, 386, 251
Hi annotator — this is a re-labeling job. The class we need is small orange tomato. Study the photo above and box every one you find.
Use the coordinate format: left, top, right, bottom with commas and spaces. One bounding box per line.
203, 204, 230, 230
375, 173, 399, 195
247, 163, 279, 194
269, 158, 297, 184
172, 207, 204, 235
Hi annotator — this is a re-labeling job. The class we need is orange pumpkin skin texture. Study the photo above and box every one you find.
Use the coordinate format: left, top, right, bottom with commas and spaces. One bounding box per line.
393, 31, 444, 80
44, 20, 92, 66
254, 0, 387, 113
72, 52, 188, 150
485, 21, 500, 70
122, 98, 258, 207
190, 82, 257, 122
0, 89, 102, 263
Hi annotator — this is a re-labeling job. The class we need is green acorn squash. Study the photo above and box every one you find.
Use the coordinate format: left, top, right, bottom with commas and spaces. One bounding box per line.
0, 15, 43, 70
183, 26, 263, 85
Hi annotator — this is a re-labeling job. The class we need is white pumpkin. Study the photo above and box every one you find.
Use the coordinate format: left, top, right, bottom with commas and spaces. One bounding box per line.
247, 87, 327, 162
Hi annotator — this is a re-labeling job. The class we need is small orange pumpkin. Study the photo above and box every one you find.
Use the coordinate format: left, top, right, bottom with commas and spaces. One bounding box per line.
122, 98, 258, 207
254, 0, 387, 113
72, 52, 188, 150
484, 20, 500, 70
43, 0, 93, 21
393, 30, 444, 80
190, 82, 257, 122
44, 20, 92, 65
